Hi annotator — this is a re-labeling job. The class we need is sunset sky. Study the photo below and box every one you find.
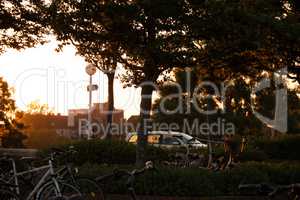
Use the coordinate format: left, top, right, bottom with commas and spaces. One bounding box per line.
0, 38, 142, 119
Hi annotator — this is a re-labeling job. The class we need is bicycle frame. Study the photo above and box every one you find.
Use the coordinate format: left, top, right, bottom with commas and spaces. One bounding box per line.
6, 157, 62, 200
54, 160, 82, 188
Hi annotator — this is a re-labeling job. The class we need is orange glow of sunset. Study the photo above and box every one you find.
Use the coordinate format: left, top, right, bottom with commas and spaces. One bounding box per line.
0, 38, 141, 119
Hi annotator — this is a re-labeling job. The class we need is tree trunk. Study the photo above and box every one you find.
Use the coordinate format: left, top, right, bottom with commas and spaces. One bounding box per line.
136, 83, 154, 167
106, 72, 115, 140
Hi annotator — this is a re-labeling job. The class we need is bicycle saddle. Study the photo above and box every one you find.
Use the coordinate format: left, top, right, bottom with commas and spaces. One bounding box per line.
20, 156, 37, 166
20, 157, 36, 162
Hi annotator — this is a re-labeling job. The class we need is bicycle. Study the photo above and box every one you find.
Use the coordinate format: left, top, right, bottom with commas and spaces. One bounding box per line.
95, 161, 154, 200
239, 183, 300, 199
0, 152, 82, 200
0, 178, 20, 200
50, 147, 104, 200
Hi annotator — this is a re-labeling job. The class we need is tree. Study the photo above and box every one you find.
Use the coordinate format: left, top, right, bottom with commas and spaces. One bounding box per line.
26, 100, 54, 115
34, 0, 196, 166
0, 77, 27, 148
0, 0, 47, 54
154, 69, 300, 137
29, 0, 124, 140
151, 0, 299, 137
189, 0, 300, 82
28, 0, 299, 165
99, 0, 197, 166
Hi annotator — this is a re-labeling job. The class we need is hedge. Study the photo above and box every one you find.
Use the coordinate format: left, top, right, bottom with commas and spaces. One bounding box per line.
43, 139, 169, 165
212, 135, 300, 162
254, 135, 300, 161
79, 162, 300, 197
39, 139, 300, 196
40, 135, 300, 166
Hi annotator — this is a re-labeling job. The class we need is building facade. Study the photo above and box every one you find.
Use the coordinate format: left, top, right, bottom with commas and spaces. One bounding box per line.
21, 102, 125, 139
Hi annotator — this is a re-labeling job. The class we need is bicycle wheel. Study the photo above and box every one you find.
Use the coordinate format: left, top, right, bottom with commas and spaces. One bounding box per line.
73, 177, 105, 200
0, 188, 20, 200
36, 181, 82, 200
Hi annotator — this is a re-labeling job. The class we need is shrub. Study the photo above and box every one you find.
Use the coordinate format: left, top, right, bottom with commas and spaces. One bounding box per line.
40, 135, 300, 166
211, 135, 300, 162
254, 135, 300, 160
79, 162, 300, 197
25, 129, 73, 149
42, 139, 169, 165
239, 149, 269, 162
71, 139, 136, 165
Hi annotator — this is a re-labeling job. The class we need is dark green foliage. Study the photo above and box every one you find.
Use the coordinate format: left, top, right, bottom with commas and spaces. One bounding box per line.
239, 149, 269, 162
47, 0, 201, 165
73, 140, 135, 165
38, 137, 300, 196
255, 136, 300, 161
153, 68, 300, 136
1, 128, 27, 148
51, 139, 169, 165
79, 162, 300, 196
0, 1, 47, 54
209, 135, 300, 162
23, 0, 300, 164
53, 135, 300, 166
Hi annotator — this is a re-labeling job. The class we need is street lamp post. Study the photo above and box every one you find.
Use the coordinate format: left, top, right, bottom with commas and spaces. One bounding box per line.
85, 64, 97, 140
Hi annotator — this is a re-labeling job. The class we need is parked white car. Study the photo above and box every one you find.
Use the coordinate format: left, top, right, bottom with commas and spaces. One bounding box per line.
126, 131, 207, 149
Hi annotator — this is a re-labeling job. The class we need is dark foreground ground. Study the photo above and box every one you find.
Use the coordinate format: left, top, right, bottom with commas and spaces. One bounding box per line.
106, 195, 266, 200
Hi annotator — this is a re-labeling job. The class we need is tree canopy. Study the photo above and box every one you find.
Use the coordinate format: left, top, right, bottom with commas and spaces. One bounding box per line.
11, 0, 300, 164
0, 77, 27, 148
0, 0, 48, 54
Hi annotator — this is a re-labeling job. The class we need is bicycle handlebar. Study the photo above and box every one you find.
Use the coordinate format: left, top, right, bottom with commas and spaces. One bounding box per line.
95, 168, 147, 183
95, 161, 155, 185
50, 147, 65, 154
50, 146, 77, 155
48, 146, 78, 162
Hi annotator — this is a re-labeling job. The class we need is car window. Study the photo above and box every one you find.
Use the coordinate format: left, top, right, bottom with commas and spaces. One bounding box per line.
129, 134, 161, 144
174, 135, 187, 143
187, 138, 201, 144
128, 135, 137, 143
161, 136, 181, 145
148, 135, 160, 144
